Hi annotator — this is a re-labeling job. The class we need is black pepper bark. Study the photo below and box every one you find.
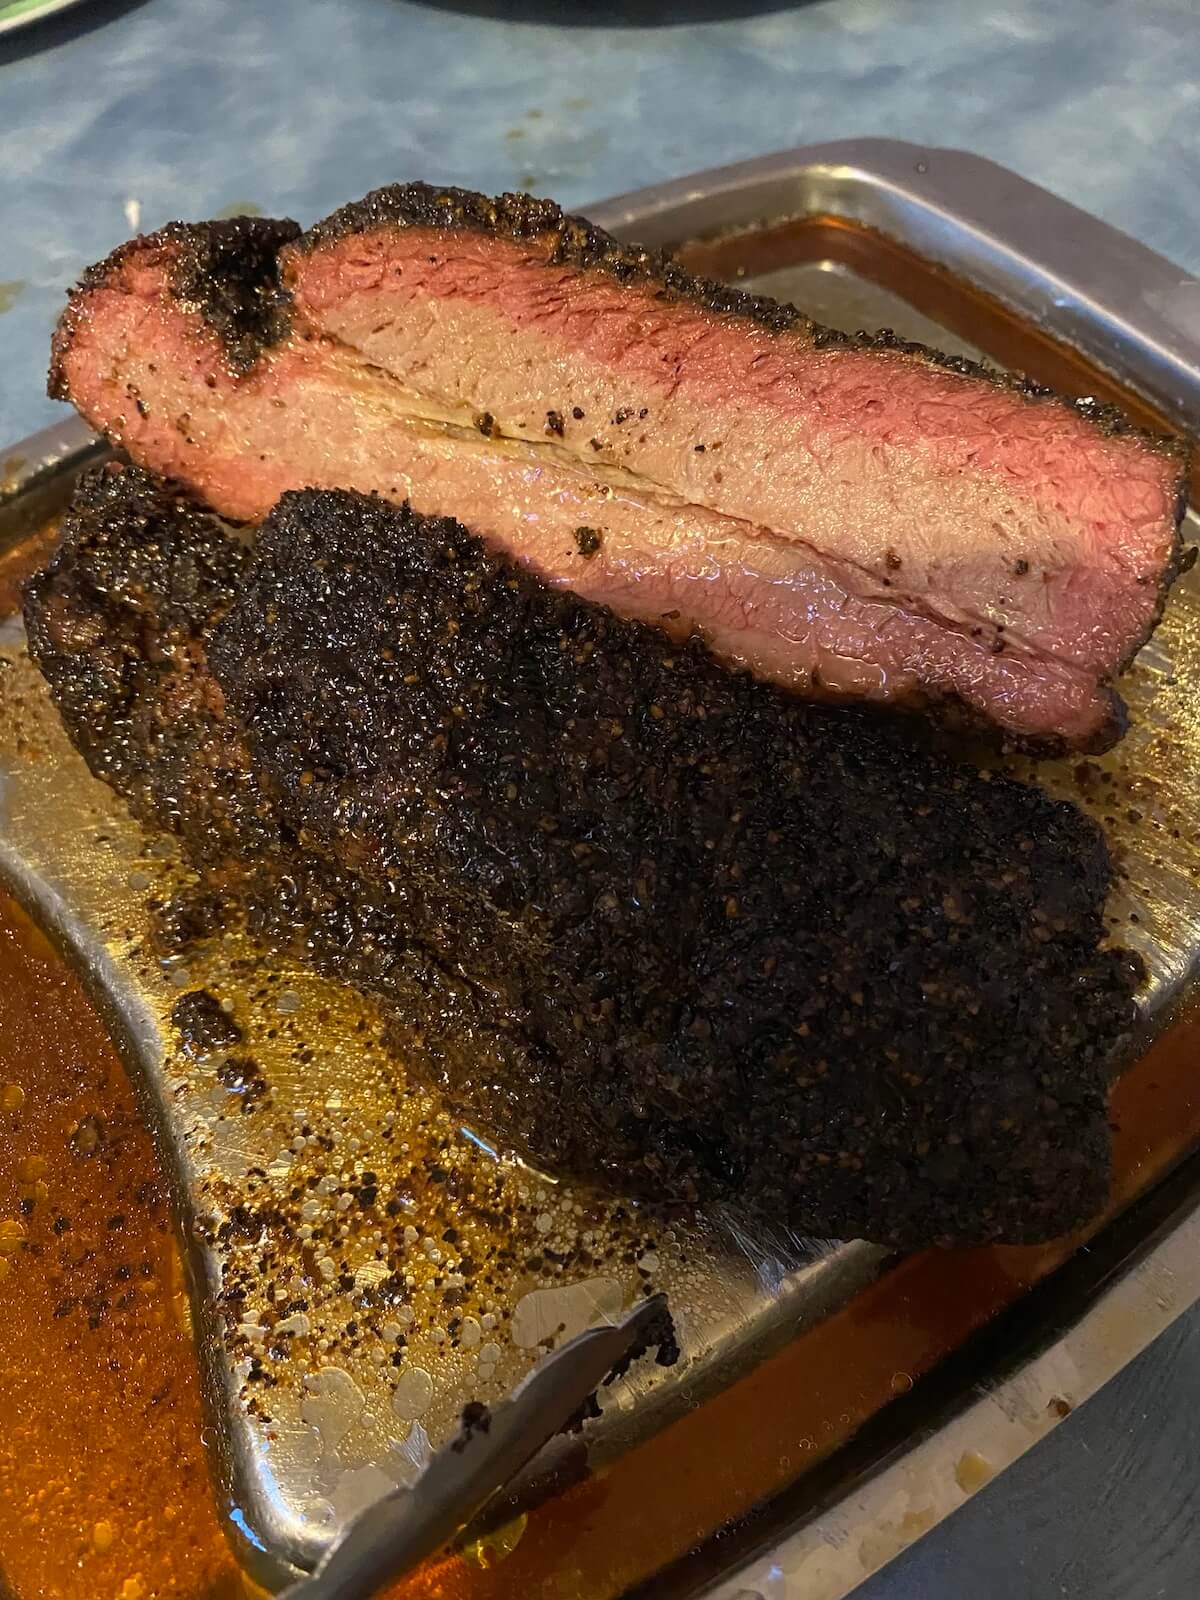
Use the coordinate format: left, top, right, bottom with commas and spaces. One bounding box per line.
49, 215, 300, 396
25, 466, 1142, 1249
23, 462, 273, 862
167, 215, 300, 372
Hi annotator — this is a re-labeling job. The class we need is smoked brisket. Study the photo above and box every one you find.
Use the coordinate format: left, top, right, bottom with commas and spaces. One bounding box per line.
25, 464, 1142, 1247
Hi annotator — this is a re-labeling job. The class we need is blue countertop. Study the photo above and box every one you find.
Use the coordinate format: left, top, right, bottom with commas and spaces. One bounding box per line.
4, 0, 1200, 445
3, 2, 1200, 1596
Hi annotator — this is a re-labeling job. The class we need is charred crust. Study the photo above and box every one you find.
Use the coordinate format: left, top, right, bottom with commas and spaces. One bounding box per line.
213, 491, 1136, 1246
295, 182, 1187, 460
166, 216, 301, 372
49, 215, 301, 397
23, 469, 1138, 1248
23, 461, 267, 856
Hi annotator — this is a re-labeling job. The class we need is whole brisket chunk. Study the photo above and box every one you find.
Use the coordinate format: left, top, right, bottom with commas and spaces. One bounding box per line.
25, 465, 1141, 1247
48, 185, 1190, 749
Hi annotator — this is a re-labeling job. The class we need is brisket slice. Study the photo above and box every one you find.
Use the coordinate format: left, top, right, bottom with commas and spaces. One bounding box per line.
49, 189, 1190, 751
25, 463, 1141, 1248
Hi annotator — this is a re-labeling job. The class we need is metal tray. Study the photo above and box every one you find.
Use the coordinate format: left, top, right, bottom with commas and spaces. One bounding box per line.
2, 140, 1200, 1600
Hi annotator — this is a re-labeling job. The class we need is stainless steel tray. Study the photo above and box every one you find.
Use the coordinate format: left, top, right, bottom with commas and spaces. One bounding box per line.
2, 140, 1200, 1600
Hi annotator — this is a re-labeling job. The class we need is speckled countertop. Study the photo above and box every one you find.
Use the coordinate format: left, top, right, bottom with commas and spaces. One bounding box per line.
3, 1, 1200, 1596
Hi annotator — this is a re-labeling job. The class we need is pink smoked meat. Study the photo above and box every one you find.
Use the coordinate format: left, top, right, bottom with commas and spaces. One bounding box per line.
50, 185, 1190, 749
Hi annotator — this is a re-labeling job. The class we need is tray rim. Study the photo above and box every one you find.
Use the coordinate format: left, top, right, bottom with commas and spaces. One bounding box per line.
3, 137, 1199, 1599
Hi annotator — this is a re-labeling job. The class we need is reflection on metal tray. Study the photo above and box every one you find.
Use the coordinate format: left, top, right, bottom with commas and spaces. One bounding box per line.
2, 141, 1200, 1600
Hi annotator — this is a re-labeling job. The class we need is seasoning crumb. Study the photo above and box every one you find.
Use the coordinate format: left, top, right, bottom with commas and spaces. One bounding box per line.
171, 990, 243, 1056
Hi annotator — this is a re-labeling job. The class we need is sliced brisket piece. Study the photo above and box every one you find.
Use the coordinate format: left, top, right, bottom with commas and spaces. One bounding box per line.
25, 465, 1141, 1248
49, 190, 1189, 751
